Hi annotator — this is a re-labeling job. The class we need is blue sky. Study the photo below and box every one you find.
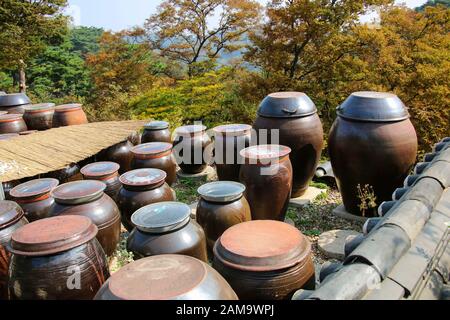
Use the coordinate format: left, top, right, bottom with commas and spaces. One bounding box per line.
66, 0, 428, 31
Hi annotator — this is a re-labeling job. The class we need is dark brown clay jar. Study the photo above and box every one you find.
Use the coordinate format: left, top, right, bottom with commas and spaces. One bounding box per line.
213, 124, 252, 182
8, 215, 109, 300
117, 169, 176, 232
254, 92, 323, 198
196, 181, 251, 252
173, 125, 213, 174
23, 103, 55, 130
141, 121, 171, 143
239, 145, 293, 221
127, 202, 207, 262
98, 140, 134, 174
52, 104, 88, 128
95, 254, 237, 300
213, 220, 315, 300
131, 142, 177, 185
0, 201, 28, 299
329, 92, 418, 217
10, 178, 59, 222
81, 162, 121, 202
49, 180, 121, 256
0, 93, 31, 114
44, 163, 83, 183
0, 114, 27, 134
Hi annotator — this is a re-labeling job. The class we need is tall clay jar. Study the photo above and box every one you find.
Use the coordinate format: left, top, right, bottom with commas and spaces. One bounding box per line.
117, 168, 175, 232
0, 114, 27, 134
253, 92, 323, 198
49, 180, 121, 256
328, 92, 418, 217
0, 201, 28, 299
213, 124, 252, 182
239, 145, 293, 221
213, 220, 315, 300
173, 125, 213, 174
23, 103, 55, 130
8, 216, 109, 300
81, 162, 121, 202
52, 103, 88, 128
98, 140, 134, 174
141, 121, 171, 143
10, 178, 59, 222
196, 181, 252, 252
130, 142, 177, 186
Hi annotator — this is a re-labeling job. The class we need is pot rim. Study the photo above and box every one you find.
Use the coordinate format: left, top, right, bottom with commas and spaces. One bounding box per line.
143, 120, 169, 130
175, 125, 207, 137
131, 142, 173, 159
0, 114, 24, 123
213, 124, 252, 137
197, 181, 246, 203
23, 103, 55, 113
51, 180, 106, 205
119, 168, 167, 188
54, 103, 83, 113
10, 178, 59, 200
0, 201, 25, 229
80, 161, 120, 179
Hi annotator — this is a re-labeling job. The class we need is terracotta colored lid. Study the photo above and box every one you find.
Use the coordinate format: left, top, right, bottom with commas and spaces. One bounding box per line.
175, 125, 206, 136
214, 220, 311, 272
10, 178, 59, 199
0, 93, 31, 107
9, 215, 98, 256
104, 255, 208, 300
257, 92, 317, 118
131, 142, 172, 158
119, 168, 167, 188
19, 130, 37, 135
131, 202, 190, 233
81, 161, 120, 178
337, 91, 409, 122
0, 133, 19, 141
198, 181, 245, 203
54, 103, 82, 112
144, 121, 169, 130
240, 144, 291, 162
51, 180, 106, 205
213, 124, 252, 137
0, 114, 23, 122
23, 103, 55, 113
0, 201, 25, 229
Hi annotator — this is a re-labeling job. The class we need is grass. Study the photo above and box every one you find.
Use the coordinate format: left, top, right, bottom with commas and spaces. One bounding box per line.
174, 179, 204, 204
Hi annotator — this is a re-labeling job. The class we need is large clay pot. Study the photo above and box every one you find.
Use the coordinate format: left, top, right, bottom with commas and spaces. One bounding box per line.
98, 140, 134, 174
213, 124, 252, 182
94, 254, 237, 300
23, 103, 55, 131
49, 180, 121, 256
0, 93, 31, 114
253, 92, 323, 198
328, 92, 418, 217
8, 215, 109, 300
0, 114, 27, 134
239, 145, 293, 221
127, 202, 207, 262
213, 220, 315, 300
44, 163, 82, 184
0, 201, 28, 299
52, 104, 88, 128
141, 121, 171, 144
80, 162, 121, 202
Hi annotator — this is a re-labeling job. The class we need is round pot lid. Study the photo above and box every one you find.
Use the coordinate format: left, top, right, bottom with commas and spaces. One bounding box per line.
104, 255, 208, 300
337, 91, 409, 122
81, 161, 120, 178
175, 125, 206, 136
23, 103, 55, 113
55, 103, 82, 112
9, 215, 98, 256
0, 114, 23, 122
0, 93, 31, 107
144, 121, 169, 130
240, 144, 291, 162
10, 178, 59, 199
131, 142, 172, 157
257, 92, 317, 118
119, 168, 167, 188
51, 180, 106, 205
0, 133, 19, 141
214, 220, 311, 272
213, 124, 252, 137
131, 201, 190, 233
198, 181, 245, 203
0, 201, 25, 229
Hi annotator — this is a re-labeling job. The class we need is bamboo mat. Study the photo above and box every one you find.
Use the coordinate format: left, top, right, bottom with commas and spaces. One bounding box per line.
0, 120, 146, 182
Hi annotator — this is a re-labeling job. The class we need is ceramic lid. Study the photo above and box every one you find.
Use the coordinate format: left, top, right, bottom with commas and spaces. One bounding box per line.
23, 103, 55, 113
8, 215, 98, 256
131, 142, 172, 157
119, 168, 167, 188
0, 133, 19, 141
198, 181, 245, 203
0, 93, 31, 107
131, 202, 190, 233
81, 161, 120, 178
240, 144, 291, 162
51, 180, 106, 205
144, 121, 169, 130
257, 92, 317, 118
213, 124, 252, 137
0, 114, 23, 122
337, 91, 409, 122
175, 125, 207, 136
55, 103, 82, 112
214, 220, 311, 272
0, 201, 25, 229
10, 178, 59, 199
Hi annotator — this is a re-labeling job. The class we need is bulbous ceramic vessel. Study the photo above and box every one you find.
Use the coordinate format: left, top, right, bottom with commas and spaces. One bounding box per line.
141, 121, 171, 143
52, 104, 88, 128
80, 162, 121, 202
23, 103, 55, 130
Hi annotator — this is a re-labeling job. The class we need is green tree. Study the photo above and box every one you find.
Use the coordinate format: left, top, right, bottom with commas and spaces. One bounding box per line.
416, 0, 450, 11
70, 26, 104, 56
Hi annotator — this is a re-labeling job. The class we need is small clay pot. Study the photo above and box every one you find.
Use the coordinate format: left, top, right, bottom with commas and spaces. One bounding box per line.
141, 121, 171, 143
23, 103, 55, 130
80, 162, 121, 202
52, 104, 88, 128
0, 114, 27, 134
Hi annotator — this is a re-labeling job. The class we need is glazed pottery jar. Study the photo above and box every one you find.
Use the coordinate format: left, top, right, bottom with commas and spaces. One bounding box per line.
0, 201, 28, 299
23, 103, 55, 130
141, 121, 171, 143
196, 181, 251, 251
131, 142, 177, 185
10, 178, 59, 222
213, 124, 252, 182
98, 140, 134, 174
253, 92, 323, 198
8, 215, 109, 300
328, 92, 418, 216
52, 104, 88, 128
49, 180, 121, 256
0, 133, 19, 141
44, 163, 83, 183
127, 202, 207, 262
239, 144, 293, 221
0, 114, 27, 134
81, 162, 121, 202
213, 220, 315, 300
173, 125, 213, 174
95, 254, 237, 300
0, 93, 31, 114
117, 169, 175, 232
